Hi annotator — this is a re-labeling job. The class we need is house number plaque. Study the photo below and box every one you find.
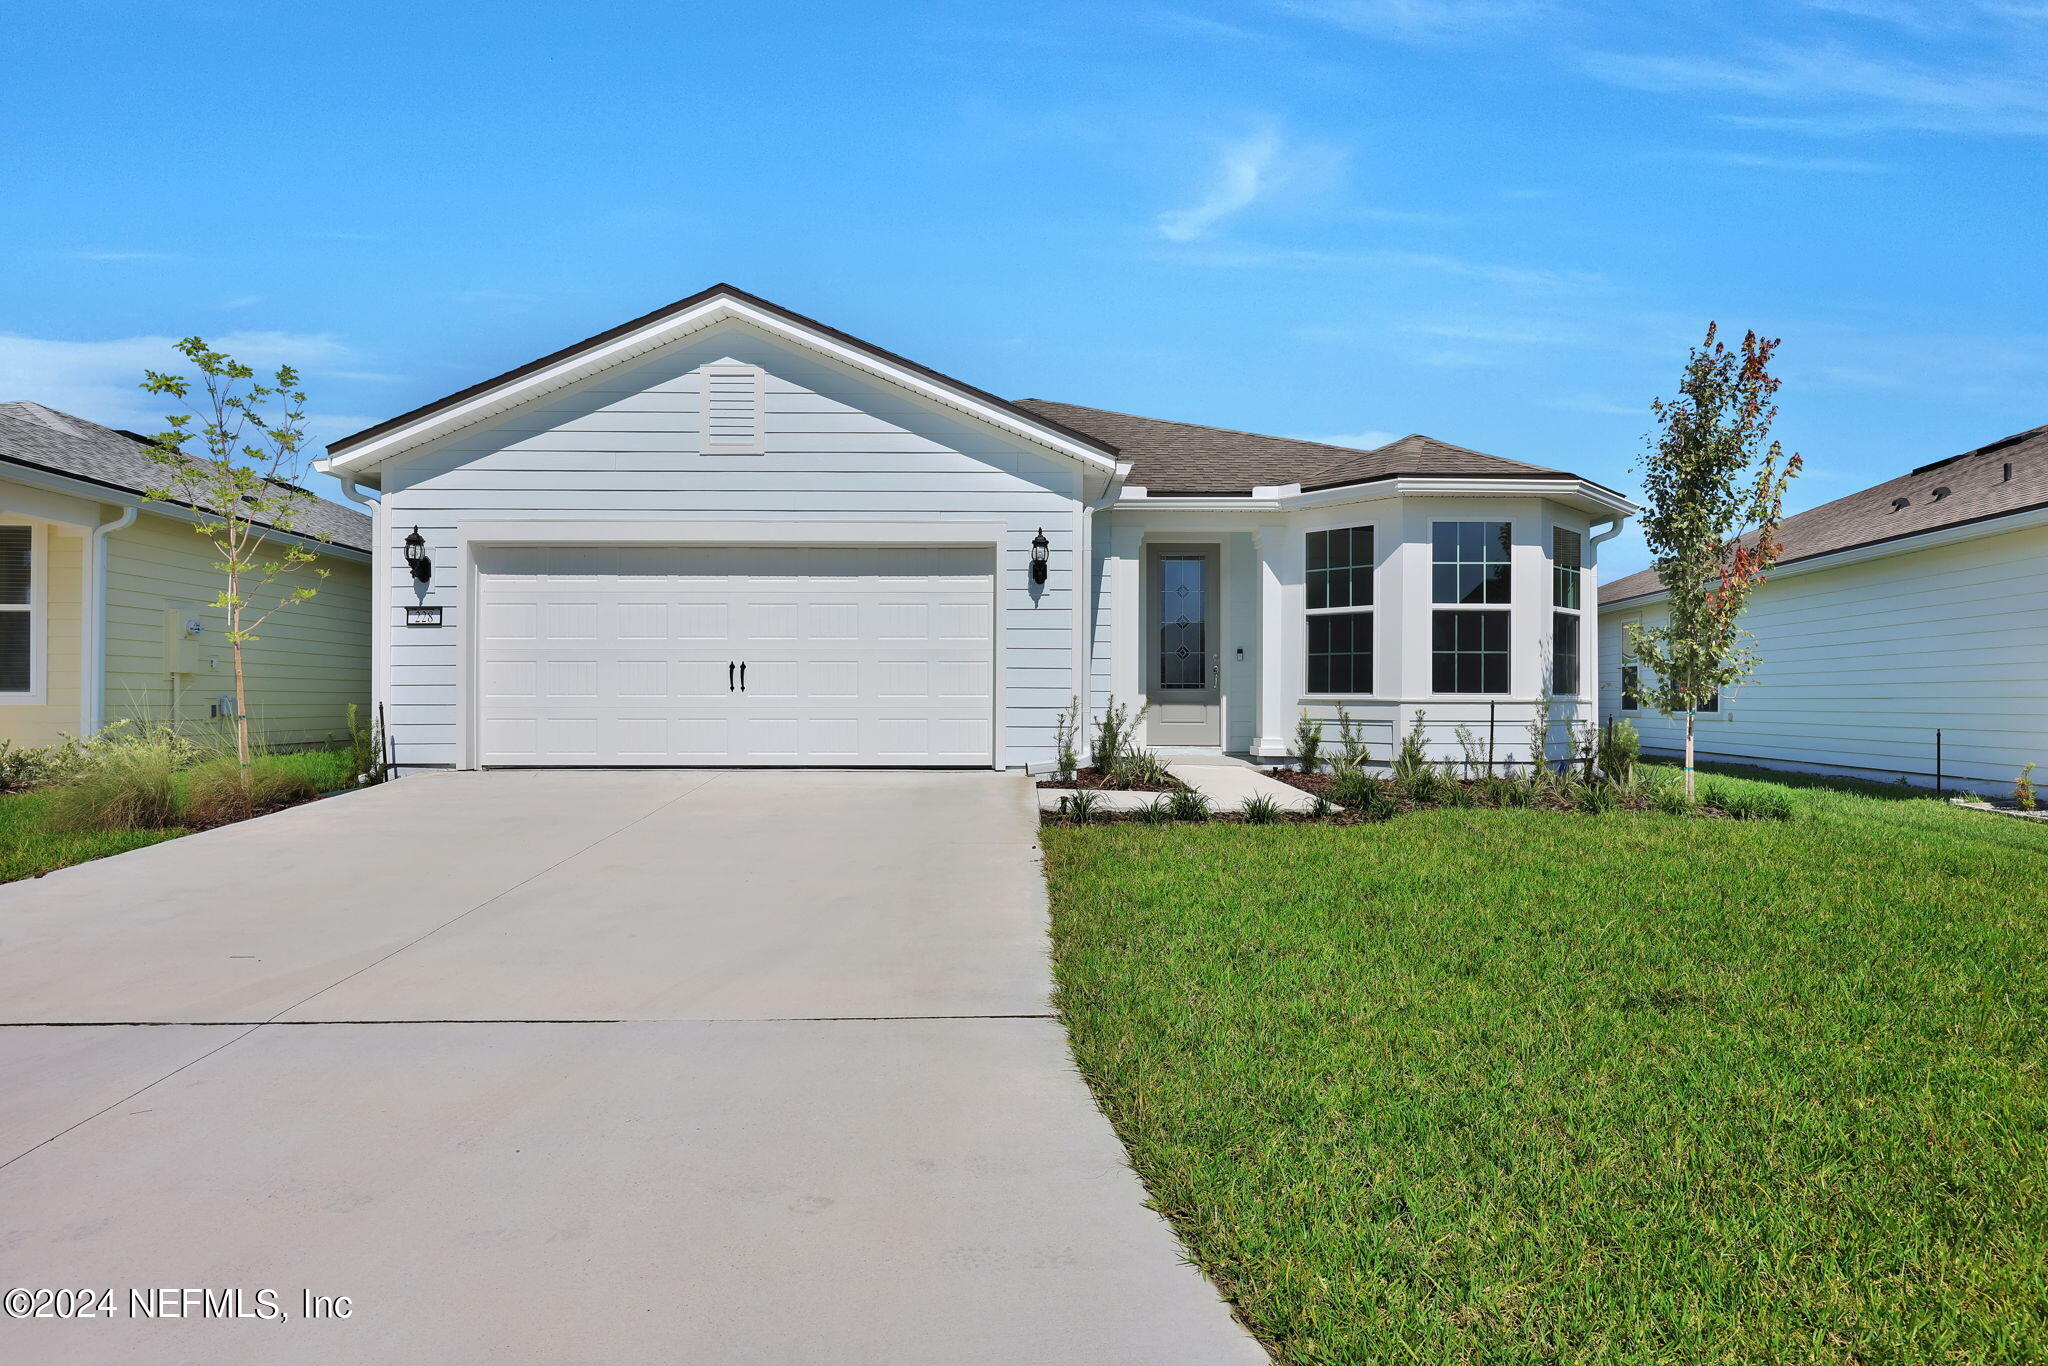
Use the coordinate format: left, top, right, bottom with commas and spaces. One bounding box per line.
405, 606, 443, 627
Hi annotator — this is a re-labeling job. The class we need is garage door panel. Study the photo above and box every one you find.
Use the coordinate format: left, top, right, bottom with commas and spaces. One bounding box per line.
477, 544, 994, 766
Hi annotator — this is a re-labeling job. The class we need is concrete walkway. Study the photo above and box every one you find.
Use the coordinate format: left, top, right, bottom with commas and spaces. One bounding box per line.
1038, 754, 1322, 814
0, 771, 1263, 1365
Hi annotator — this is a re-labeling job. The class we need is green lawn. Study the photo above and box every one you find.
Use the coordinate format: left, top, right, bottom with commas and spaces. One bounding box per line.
1044, 765, 2048, 1364
0, 789, 186, 883
0, 747, 357, 885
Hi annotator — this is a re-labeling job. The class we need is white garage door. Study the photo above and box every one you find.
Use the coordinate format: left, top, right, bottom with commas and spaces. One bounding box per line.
476, 544, 995, 766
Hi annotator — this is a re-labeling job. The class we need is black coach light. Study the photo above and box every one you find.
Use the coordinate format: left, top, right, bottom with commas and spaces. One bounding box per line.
1030, 528, 1050, 585
404, 526, 433, 583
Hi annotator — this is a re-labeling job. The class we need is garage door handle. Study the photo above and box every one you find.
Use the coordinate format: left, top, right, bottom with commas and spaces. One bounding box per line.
728, 661, 736, 692
739, 662, 746, 692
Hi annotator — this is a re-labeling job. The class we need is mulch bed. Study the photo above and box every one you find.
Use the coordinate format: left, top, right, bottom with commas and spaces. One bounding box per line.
1036, 766, 1188, 793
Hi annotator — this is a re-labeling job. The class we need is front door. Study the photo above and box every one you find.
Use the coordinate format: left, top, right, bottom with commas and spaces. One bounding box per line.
1145, 545, 1222, 747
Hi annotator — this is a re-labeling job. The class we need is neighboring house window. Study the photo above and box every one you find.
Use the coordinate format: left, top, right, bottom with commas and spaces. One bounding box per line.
1620, 664, 1641, 711
1433, 522, 1510, 693
1552, 527, 1581, 609
0, 524, 37, 697
1306, 525, 1372, 694
699, 362, 766, 454
1432, 611, 1508, 694
1697, 689, 1719, 713
1553, 612, 1581, 695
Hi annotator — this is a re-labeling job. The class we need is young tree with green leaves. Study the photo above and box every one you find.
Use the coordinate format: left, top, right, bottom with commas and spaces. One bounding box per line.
1626, 324, 1802, 799
141, 338, 331, 767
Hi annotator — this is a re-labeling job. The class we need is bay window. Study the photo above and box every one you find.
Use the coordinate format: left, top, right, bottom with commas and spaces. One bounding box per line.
1305, 525, 1372, 694
1432, 521, 1510, 693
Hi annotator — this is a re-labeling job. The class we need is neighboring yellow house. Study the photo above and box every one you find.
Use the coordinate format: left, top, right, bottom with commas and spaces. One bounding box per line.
0, 401, 372, 752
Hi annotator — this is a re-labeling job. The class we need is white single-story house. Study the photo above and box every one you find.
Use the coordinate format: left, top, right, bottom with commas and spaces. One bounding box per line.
0, 401, 372, 751
1600, 422, 2047, 795
316, 285, 1635, 773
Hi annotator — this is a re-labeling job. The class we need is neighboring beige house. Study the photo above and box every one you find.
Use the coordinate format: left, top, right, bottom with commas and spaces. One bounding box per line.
0, 401, 372, 752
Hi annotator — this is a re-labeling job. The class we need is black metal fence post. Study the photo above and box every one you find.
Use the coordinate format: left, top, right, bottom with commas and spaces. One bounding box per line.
1935, 728, 1943, 797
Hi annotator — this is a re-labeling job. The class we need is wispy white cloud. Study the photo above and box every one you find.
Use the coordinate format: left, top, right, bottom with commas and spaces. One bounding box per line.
1281, 0, 1550, 42
1291, 429, 1399, 448
1583, 42, 2048, 136
1706, 150, 1893, 172
1156, 127, 1290, 241
0, 331, 367, 437
69, 249, 181, 263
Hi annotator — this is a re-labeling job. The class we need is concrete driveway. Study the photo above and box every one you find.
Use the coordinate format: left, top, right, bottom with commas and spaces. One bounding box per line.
0, 771, 1263, 1365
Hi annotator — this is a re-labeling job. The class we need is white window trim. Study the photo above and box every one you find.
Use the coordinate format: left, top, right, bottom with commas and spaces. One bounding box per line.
1302, 522, 1376, 699
0, 519, 47, 706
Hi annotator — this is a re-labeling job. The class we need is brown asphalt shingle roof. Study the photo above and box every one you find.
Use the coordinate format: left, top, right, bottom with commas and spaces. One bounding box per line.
1011, 399, 1586, 495
1600, 423, 2048, 605
0, 401, 371, 552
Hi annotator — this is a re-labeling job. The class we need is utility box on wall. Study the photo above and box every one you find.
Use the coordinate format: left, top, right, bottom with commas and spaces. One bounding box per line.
162, 606, 218, 677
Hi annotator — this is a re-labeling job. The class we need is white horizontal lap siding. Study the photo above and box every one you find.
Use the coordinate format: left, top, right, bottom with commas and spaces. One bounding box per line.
378, 325, 1085, 769
1598, 523, 2048, 792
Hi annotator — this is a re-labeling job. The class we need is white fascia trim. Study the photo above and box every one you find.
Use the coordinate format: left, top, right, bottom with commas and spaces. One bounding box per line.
0, 461, 371, 563
1291, 476, 1636, 515
1111, 476, 1636, 517
1602, 501, 2048, 610
454, 517, 1011, 549
319, 296, 1121, 480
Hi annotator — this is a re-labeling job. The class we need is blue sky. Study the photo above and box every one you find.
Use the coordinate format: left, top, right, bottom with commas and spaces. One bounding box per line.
3, 0, 2043, 577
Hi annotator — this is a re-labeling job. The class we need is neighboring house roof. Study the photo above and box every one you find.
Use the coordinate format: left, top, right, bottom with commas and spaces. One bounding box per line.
0, 400, 371, 552
1601, 422, 2048, 606
325, 283, 1121, 467
1010, 399, 1599, 496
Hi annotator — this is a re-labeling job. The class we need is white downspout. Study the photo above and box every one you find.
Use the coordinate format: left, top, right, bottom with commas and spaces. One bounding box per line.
1585, 514, 1628, 736
334, 475, 385, 768
82, 504, 138, 736
1073, 461, 1134, 717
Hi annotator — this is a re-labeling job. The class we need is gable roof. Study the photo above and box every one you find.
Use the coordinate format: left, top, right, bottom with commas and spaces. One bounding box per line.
1010, 399, 1602, 496
324, 284, 1121, 474
0, 401, 371, 552
1601, 422, 2048, 606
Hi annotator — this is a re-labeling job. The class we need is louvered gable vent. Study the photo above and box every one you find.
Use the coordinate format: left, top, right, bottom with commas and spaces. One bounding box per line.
698, 362, 765, 454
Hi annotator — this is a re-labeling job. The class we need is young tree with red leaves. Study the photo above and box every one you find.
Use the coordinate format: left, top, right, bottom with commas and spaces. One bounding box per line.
1626, 324, 1802, 800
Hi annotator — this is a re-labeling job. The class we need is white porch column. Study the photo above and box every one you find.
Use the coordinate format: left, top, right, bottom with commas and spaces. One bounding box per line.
1253, 523, 1296, 758
1104, 522, 1143, 713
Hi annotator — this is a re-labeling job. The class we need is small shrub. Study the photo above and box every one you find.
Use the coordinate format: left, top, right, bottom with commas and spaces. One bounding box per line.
184, 756, 321, 826
1053, 697, 1083, 786
2016, 762, 2038, 812
1439, 774, 1475, 808
1091, 696, 1151, 772
1110, 749, 1174, 788
0, 740, 59, 792
41, 737, 187, 832
1480, 775, 1528, 808
1576, 782, 1619, 815
346, 702, 389, 787
1308, 794, 1335, 820
1059, 790, 1104, 825
1391, 710, 1429, 780
1400, 767, 1450, 807
1454, 723, 1485, 779
1134, 796, 1174, 825
1294, 711, 1323, 775
1650, 777, 1696, 816
1168, 788, 1213, 822
1240, 794, 1284, 825
1330, 768, 1381, 809
1333, 703, 1371, 772
1598, 717, 1641, 787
